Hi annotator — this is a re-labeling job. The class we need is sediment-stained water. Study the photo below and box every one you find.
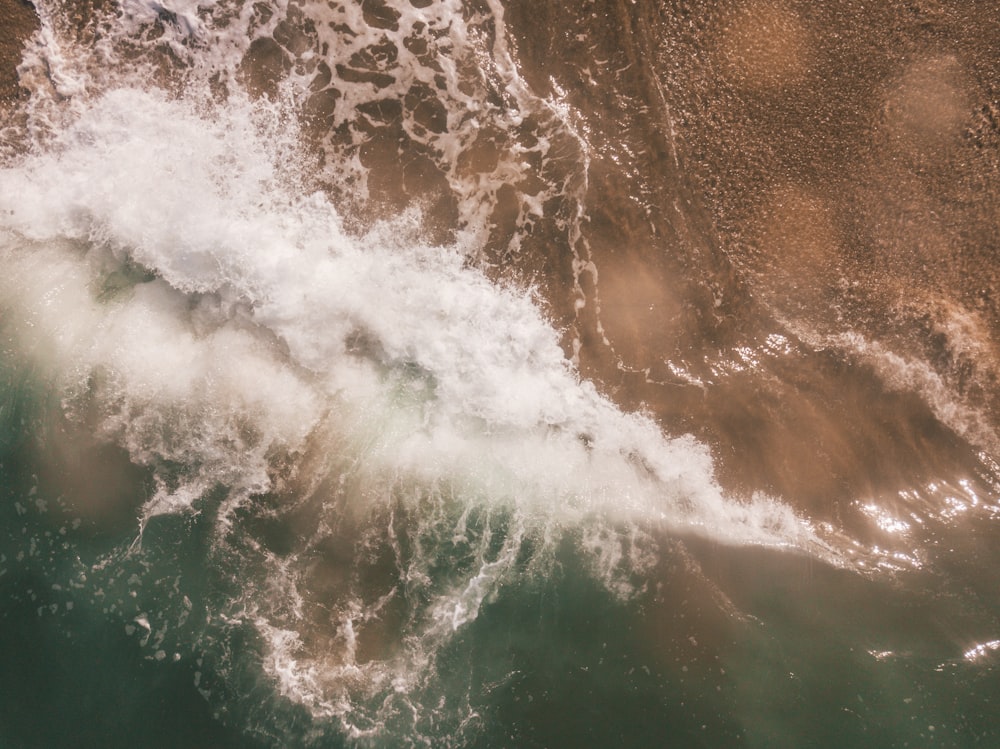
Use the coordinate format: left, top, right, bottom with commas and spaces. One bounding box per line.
1, 1, 999, 747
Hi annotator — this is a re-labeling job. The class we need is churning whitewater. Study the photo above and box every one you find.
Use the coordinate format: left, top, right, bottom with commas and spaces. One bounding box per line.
4, 0, 1000, 747
0, 6, 826, 740
0, 83, 822, 544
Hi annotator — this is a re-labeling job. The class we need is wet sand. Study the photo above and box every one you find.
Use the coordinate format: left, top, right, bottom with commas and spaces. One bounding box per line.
500, 0, 1000, 519
0, 0, 36, 105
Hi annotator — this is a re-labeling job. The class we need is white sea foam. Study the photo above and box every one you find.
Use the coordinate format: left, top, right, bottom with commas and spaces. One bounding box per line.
0, 0, 843, 735
0, 85, 827, 549
802, 328, 1000, 457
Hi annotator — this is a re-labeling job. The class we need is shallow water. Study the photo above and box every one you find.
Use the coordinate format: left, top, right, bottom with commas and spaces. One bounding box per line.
1, 1, 999, 746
